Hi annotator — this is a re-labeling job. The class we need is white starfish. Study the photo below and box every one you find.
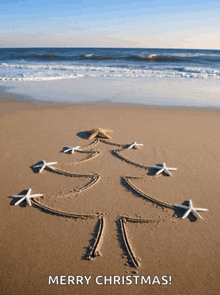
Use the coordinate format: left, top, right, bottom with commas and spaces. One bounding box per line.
61, 146, 83, 154
174, 200, 209, 220
153, 162, 177, 176
126, 142, 144, 149
9, 189, 43, 206
33, 160, 57, 173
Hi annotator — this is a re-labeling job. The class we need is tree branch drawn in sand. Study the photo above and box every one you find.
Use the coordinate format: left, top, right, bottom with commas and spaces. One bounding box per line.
32, 162, 100, 193
31, 197, 96, 219
60, 140, 101, 164
9, 128, 209, 268
122, 176, 174, 210
113, 149, 151, 170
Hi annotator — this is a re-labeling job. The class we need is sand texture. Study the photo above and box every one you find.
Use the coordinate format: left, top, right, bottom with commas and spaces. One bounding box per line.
0, 99, 220, 295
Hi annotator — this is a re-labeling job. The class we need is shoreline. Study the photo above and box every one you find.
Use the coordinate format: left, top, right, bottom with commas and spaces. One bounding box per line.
1, 75, 220, 108
1, 85, 220, 116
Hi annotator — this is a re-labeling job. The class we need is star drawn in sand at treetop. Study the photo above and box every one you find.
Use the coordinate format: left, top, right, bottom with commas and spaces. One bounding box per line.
174, 200, 209, 220
153, 162, 177, 176
125, 142, 144, 149
61, 146, 83, 154
9, 188, 43, 206
33, 160, 57, 173
87, 128, 113, 139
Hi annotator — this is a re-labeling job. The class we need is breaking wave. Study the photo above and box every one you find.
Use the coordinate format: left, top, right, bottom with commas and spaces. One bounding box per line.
1, 48, 219, 82
5, 52, 220, 63
1, 63, 219, 81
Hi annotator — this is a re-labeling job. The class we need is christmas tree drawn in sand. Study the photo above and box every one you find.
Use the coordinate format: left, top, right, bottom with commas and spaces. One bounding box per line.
9, 128, 209, 269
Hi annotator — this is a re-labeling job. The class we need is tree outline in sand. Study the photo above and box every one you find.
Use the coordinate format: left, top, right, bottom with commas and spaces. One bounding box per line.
9, 130, 200, 268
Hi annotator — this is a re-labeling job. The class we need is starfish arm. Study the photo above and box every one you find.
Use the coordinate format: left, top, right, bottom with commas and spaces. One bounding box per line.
182, 209, 191, 219
49, 162, 58, 165
33, 164, 43, 168
104, 134, 111, 139
31, 194, 44, 198
47, 165, 55, 170
174, 204, 190, 210
156, 168, 164, 175
26, 188, 32, 196
10, 195, 25, 198
64, 148, 71, 153
89, 130, 99, 140
14, 196, 26, 206
153, 165, 163, 169
75, 146, 83, 151
192, 209, 204, 220
164, 168, 172, 176
99, 131, 111, 139
194, 208, 209, 212
167, 167, 177, 170
39, 164, 45, 173
127, 144, 135, 149
26, 197, 32, 207
189, 200, 192, 207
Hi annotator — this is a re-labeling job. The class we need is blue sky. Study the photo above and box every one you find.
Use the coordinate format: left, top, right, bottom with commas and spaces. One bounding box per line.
1, 0, 220, 48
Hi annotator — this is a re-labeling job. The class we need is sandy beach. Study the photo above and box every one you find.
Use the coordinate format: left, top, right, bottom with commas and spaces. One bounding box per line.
1, 94, 220, 295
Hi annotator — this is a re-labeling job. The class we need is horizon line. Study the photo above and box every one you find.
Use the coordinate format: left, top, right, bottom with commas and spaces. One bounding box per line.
0, 46, 219, 50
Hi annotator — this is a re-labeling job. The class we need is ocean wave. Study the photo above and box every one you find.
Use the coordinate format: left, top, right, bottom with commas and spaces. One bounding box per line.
0, 74, 84, 81
4, 53, 68, 61
82, 52, 219, 62
3, 51, 220, 63
80, 54, 117, 60
1, 63, 219, 81
32, 54, 63, 59
83, 54, 94, 57
80, 53, 184, 62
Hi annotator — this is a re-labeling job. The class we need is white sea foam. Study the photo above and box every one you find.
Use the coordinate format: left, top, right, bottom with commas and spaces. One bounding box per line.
0, 62, 219, 81
84, 54, 94, 57
148, 54, 158, 58
0, 74, 84, 81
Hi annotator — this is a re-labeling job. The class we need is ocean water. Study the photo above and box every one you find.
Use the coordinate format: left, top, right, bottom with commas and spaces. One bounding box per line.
0, 48, 220, 107
0, 48, 220, 81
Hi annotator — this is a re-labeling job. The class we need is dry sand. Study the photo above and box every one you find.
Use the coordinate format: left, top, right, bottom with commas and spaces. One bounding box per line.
0, 96, 220, 295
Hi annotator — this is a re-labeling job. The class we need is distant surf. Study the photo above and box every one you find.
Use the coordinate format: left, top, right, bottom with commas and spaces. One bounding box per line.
0, 47, 219, 82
